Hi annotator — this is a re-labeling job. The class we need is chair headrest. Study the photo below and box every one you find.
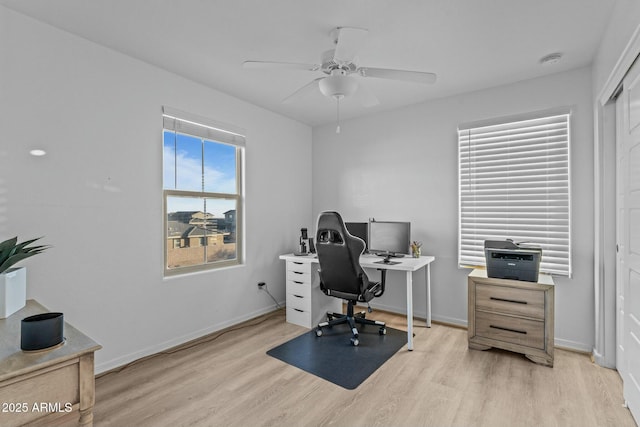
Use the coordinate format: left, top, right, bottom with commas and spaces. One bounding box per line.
314, 210, 368, 298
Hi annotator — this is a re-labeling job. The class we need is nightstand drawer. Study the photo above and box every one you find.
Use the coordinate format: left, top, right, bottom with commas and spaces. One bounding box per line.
476, 283, 545, 319
286, 269, 311, 284
287, 279, 311, 299
475, 311, 545, 350
286, 261, 312, 275
286, 306, 311, 328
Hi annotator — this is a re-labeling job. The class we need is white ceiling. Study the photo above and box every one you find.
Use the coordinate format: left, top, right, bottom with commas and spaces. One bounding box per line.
0, 0, 616, 126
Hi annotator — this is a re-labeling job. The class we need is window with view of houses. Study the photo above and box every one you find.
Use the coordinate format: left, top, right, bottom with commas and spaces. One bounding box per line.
162, 107, 244, 275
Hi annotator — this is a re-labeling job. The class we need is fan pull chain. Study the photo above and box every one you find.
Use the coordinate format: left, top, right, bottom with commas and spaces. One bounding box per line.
336, 96, 341, 134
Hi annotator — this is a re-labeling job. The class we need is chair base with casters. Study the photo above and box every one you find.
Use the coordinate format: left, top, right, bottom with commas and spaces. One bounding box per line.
315, 300, 386, 346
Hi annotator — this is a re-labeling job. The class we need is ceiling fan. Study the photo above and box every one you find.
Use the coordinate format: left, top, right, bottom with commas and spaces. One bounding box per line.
243, 26, 437, 132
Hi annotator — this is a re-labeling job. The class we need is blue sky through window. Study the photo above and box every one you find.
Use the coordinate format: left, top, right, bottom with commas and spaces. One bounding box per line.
163, 131, 237, 191
163, 130, 238, 216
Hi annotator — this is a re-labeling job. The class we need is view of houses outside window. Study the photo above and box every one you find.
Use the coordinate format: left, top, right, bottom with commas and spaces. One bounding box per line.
163, 129, 242, 274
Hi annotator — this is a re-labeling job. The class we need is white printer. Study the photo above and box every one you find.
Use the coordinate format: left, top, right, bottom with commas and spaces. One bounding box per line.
484, 240, 542, 282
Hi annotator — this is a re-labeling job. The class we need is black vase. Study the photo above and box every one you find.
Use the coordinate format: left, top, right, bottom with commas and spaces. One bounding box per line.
21, 312, 64, 351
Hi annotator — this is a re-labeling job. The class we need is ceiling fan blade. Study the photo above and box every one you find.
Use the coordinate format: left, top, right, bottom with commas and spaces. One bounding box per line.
243, 60, 320, 72
353, 82, 380, 108
282, 78, 323, 104
333, 27, 369, 64
357, 67, 437, 84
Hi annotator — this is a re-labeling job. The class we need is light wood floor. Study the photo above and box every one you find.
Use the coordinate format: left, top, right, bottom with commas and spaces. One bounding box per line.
89, 309, 636, 427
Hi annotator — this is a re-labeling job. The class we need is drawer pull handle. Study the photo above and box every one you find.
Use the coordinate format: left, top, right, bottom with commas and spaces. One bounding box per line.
293, 262, 303, 265
490, 324, 527, 335
293, 294, 304, 298
294, 308, 304, 313
490, 296, 527, 305
293, 281, 304, 284
293, 271, 304, 275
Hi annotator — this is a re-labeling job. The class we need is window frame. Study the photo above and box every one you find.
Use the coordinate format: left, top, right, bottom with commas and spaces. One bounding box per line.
162, 107, 245, 276
457, 107, 572, 277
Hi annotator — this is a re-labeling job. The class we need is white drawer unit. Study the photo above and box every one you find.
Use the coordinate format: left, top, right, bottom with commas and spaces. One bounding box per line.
281, 256, 342, 328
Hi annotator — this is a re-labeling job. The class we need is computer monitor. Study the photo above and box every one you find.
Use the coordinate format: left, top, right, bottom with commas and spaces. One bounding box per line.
345, 222, 369, 253
368, 221, 411, 259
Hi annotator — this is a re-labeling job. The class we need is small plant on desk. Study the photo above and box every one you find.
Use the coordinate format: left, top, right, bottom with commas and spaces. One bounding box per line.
410, 241, 422, 258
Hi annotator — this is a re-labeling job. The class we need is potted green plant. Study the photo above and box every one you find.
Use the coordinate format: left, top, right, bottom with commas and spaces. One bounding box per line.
0, 237, 49, 318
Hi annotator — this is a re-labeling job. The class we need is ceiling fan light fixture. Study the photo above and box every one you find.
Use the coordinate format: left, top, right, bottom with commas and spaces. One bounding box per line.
318, 72, 358, 99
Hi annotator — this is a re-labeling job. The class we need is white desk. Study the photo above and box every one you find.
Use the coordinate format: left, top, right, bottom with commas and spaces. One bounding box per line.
279, 253, 435, 350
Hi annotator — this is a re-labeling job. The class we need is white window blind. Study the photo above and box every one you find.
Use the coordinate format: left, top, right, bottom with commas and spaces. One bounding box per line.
458, 108, 571, 276
162, 106, 246, 148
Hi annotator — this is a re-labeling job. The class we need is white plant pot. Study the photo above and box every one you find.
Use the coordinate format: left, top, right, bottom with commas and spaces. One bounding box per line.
0, 267, 26, 319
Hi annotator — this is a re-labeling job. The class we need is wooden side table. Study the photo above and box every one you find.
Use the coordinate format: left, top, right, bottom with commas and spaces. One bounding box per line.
0, 300, 101, 426
468, 269, 555, 367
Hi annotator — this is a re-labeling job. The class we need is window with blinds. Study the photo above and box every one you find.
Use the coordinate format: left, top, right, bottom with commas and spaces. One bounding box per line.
162, 106, 245, 275
458, 108, 571, 276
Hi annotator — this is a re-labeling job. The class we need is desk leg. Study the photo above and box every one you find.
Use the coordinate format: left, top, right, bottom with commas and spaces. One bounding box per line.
426, 263, 432, 328
406, 270, 414, 351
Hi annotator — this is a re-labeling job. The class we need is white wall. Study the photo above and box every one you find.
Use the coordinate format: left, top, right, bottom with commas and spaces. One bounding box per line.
313, 66, 595, 351
592, 0, 640, 98
0, 7, 312, 372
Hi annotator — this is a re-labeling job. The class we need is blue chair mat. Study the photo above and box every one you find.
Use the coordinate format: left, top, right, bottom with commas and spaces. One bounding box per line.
267, 324, 406, 390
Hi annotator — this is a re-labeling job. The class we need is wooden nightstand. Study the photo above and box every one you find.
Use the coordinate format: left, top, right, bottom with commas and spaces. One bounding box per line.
468, 269, 555, 367
0, 300, 101, 426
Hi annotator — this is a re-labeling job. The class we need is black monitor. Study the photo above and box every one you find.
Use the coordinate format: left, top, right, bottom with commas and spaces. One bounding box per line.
368, 221, 411, 260
345, 222, 369, 253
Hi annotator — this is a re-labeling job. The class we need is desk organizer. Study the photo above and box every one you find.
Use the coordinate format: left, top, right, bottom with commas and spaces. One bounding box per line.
21, 312, 64, 351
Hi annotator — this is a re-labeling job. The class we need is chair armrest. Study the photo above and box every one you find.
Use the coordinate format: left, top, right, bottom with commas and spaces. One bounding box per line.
373, 269, 387, 297
318, 268, 327, 294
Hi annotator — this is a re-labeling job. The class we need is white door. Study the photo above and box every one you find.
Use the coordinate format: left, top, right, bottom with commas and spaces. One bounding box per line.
618, 55, 640, 423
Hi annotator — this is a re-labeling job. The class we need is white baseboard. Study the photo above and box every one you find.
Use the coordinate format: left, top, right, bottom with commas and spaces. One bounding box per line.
101, 299, 594, 374
95, 301, 284, 374
554, 338, 592, 354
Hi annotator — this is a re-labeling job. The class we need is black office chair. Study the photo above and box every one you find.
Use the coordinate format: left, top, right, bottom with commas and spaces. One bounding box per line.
314, 211, 386, 346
